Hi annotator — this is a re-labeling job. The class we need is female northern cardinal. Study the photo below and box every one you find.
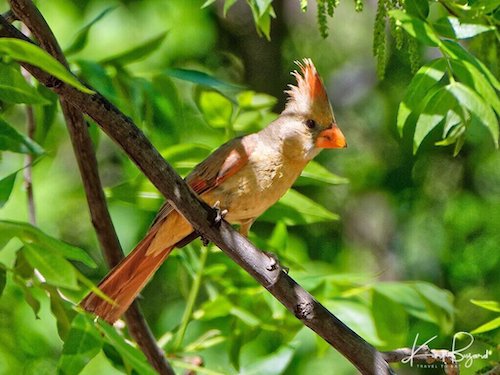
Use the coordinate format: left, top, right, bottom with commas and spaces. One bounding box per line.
81, 59, 346, 323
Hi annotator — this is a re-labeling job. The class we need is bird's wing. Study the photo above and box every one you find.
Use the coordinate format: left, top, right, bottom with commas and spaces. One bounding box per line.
151, 135, 256, 227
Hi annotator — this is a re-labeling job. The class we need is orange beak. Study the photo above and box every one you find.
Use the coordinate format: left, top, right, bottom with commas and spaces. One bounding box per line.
315, 125, 347, 149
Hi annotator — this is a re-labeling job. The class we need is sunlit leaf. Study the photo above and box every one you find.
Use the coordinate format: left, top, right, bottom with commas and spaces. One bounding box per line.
261, 189, 338, 225
397, 58, 448, 135
446, 82, 499, 147
13, 274, 41, 318
471, 299, 500, 312
0, 63, 50, 104
389, 10, 442, 46
413, 87, 457, 153
297, 161, 349, 186
434, 17, 495, 39
0, 117, 44, 155
58, 314, 103, 375
45, 285, 75, 340
98, 321, 156, 375
449, 59, 500, 116
0, 220, 96, 268
237, 91, 277, 110
405, 0, 429, 19
0, 170, 17, 208
65, 7, 117, 56
241, 345, 295, 375
22, 244, 79, 290
166, 68, 242, 99
0, 38, 93, 93
441, 40, 500, 90
471, 317, 500, 334
372, 291, 408, 348
196, 90, 233, 128
101, 32, 167, 66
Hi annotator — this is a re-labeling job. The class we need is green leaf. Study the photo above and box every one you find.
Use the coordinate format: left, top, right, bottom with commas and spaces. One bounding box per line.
471, 317, 500, 334
372, 291, 408, 348
13, 274, 41, 318
237, 90, 277, 110
0, 117, 44, 155
184, 330, 225, 352
471, 299, 500, 312
446, 82, 499, 147
101, 32, 167, 66
449, 59, 500, 116
434, 17, 495, 39
0, 62, 50, 104
389, 10, 442, 47
196, 90, 233, 128
413, 282, 454, 332
98, 321, 157, 375
0, 170, 17, 208
300, 0, 308, 12
374, 282, 433, 323
397, 58, 448, 135
22, 244, 79, 289
46, 285, 75, 340
58, 314, 103, 375
166, 68, 243, 98
413, 87, 457, 153
0, 38, 93, 94
0, 220, 96, 268
405, 0, 429, 19
296, 161, 349, 186
65, 7, 116, 56
230, 306, 261, 327
261, 189, 338, 225
0, 265, 6, 297
441, 39, 500, 91
241, 346, 295, 375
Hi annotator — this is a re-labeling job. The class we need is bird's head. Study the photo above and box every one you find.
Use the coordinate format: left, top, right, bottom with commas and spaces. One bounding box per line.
279, 59, 346, 160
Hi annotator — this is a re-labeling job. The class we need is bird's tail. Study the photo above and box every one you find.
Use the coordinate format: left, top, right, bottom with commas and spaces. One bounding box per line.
80, 229, 173, 324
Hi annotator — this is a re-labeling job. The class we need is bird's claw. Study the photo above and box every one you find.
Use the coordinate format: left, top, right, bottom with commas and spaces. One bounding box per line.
264, 251, 288, 273
211, 201, 228, 227
201, 201, 228, 247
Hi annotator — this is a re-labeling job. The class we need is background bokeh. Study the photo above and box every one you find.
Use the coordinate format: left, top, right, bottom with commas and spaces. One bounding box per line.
0, 0, 498, 374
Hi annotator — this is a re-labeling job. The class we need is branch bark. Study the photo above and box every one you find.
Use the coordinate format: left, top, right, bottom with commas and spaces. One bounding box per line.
0, 16, 394, 375
383, 347, 459, 375
6, 2, 174, 374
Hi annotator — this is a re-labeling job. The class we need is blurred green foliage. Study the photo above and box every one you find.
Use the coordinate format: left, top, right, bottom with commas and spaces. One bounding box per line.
0, 0, 499, 374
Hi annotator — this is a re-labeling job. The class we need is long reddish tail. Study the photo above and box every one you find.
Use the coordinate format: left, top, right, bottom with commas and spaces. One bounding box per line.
80, 230, 173, 324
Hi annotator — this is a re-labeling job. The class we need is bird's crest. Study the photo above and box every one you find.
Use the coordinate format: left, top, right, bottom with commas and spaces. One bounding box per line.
284, 59, 334, 124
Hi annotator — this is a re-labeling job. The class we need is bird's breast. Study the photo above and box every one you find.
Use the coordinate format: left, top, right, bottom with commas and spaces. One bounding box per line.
204, 147, 304, 223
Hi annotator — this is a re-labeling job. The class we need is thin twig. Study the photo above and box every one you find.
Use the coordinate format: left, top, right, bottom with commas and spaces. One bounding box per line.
7, 2, 174, 374
383, 346, 459, 375
0, 17, 394, 374
1, 10, 17, 23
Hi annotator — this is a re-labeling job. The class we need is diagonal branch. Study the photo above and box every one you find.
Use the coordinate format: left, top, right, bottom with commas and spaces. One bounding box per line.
6, 2, 174, 374
0, 17, 394, 375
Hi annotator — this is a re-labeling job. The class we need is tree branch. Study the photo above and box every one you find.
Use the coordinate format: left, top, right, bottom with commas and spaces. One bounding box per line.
0, 17, 394, 375
383, 347, 459, 375
6, 2, 174, 374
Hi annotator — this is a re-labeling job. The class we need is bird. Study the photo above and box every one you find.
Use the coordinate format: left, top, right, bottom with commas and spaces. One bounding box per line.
80, 58, 347, 323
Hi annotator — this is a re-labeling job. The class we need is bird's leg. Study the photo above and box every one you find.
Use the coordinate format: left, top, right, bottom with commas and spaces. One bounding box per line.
200, 201, 228, 246
238, 218, 255, 237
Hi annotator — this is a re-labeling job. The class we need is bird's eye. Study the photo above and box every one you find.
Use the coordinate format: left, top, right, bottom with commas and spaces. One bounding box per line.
305, 119, 316, 129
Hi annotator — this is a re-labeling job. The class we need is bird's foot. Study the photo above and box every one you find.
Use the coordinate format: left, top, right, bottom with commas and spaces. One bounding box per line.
264, 251, 289, 273
201, 201, 228, 246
